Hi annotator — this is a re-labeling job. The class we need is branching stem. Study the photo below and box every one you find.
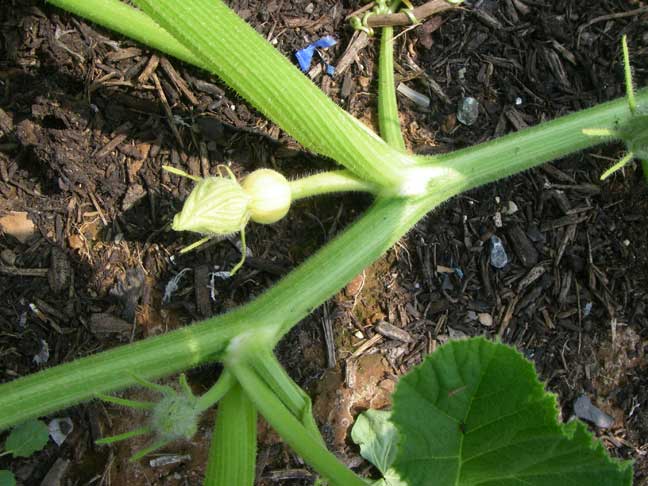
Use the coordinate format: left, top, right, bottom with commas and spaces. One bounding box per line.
0, 90, 646, 430
231, 363, 367, 486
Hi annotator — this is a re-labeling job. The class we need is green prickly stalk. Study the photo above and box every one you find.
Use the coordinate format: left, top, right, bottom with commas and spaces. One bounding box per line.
583, 34, 648, 181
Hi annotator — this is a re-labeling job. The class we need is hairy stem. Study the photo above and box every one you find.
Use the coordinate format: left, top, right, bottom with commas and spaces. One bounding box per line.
196, 370, 235, 412
47, 0, 203, 68
231, 363, 367, 486
205, 383, 257, 486
416, 88, 648, 192
131, 0, 414, 188
289, 170, 377, 200
378, 25, 406, 150
247, 347, 324, 444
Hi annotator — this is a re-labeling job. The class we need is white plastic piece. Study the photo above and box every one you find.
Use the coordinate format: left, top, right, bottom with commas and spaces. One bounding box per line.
397, 83, 430, 108
49, 417, 74, 446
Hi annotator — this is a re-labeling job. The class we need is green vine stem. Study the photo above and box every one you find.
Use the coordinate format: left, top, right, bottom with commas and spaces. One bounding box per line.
247, 347, 324, 444
47, 0, 203, 68
0, 90, 645, 431
196, 370, 235, 412
230, 363, 367, 486
205, 383, 257, 486
289, 170, 377, 200
53, 0, 416, 190
378, 1, 406, 150
416, 88, 648, 192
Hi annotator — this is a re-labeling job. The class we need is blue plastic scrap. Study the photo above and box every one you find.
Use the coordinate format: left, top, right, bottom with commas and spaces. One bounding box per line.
295, 36, 337, 73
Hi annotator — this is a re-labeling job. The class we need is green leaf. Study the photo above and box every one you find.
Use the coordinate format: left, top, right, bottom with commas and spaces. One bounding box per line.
391, 337, 633, 486
0, 470, 16, 486
351, 410, 406, 486
4, 419, 49, 458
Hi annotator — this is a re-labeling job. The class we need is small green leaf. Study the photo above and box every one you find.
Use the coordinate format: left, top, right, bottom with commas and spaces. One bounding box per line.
351, 410, 406, 486
0, 470, 16, 486
351, 410, 397, 475
4, 419, 49, 458
392, 337, 633, 486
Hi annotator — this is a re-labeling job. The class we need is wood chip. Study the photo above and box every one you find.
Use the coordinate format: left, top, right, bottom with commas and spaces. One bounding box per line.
137, 54, 159, 84
335, 30, 369, 77
94, 132, 129, 160
478, 313, 493, 327
0, 264, 48, 277
40, 458, 70, 486
48, 246, 71, 293
159, 57, 199, 106
345, 272, 365, 297
106, 46, 142, 62
352, 333, 383, 358
152, 72, 184, 147
506, 224, 538, 268
375, 321, 414, 343
322, 303, 336, 368
497, 295, 519, 337
555, 223, 576, 266
517, 265, 545, 292
0, 107, 14, 137
194, 264, 211, 317
89, 313, 132, 335
122, 184, 146, 211
367, 0, 458, 27
540, 213, 588, 232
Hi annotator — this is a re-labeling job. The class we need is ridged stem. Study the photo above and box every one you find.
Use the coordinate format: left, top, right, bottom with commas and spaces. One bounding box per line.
230, 363, 367, 486
205, 383, 257, 486
246, 347, 324, 444
131, 0, 414, 188
47, 0, 203, 68
378, 25, 406, 150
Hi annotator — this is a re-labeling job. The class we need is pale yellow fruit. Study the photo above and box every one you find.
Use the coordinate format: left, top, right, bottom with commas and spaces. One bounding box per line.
242, 169, 291, 224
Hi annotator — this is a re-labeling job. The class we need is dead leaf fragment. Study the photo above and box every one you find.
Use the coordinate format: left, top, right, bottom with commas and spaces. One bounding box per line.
0, 211, 36, 243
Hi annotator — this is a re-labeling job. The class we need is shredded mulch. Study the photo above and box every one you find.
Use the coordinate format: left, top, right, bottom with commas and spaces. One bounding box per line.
1, 0, 647, 484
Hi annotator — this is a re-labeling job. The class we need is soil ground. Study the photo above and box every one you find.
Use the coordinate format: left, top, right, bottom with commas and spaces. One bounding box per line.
1, 0, 647, 484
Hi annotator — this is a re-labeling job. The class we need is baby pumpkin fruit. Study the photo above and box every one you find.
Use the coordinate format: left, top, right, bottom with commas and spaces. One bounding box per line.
242, 169, 292, 224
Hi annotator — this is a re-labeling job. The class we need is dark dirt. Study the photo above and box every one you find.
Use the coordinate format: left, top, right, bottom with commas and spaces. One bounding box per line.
1, 0, 648, 484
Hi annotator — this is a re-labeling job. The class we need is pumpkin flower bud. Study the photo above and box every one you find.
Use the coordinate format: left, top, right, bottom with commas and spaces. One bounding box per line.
171, 176, 251, 235
242, 169, 291, 224
165, 165, 292, 273
151, 392, 200, 441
